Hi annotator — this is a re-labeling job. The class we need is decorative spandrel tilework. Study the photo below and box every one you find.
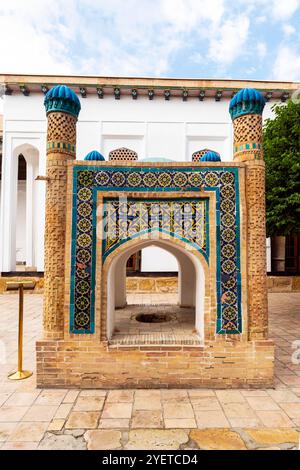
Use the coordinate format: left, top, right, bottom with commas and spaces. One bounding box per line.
102, 199, 208, 262
70, 166, 242, 335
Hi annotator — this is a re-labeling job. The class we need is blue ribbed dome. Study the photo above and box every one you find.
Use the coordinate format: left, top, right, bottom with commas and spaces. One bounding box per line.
229, 88, 265, 120
140, 157, 174, 162
200, 151, 221, 162
84, 150, 105, 161
44, 85, 81, 118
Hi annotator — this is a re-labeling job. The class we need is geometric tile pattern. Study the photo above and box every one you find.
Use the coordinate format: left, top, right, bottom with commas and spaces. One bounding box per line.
47, 141, 75, 152
102, 199, 207, 261
234, 142, 262, 153
70, 166, 242, 335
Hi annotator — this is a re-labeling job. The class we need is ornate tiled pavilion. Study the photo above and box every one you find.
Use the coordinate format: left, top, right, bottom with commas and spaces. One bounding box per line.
37, 85, 274, 389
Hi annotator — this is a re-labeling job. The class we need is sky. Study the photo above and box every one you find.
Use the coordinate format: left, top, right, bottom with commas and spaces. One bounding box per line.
0, 0, 300, 82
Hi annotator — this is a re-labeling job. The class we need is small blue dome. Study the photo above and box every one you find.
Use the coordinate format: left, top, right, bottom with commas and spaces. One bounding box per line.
44, 85, 81, 118
140, 157, 174, 162
229, 88, 265, 120
84, 150, 105, 161
200, 151, 221, 162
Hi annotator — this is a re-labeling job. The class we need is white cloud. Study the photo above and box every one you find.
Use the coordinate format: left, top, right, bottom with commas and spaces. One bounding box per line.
0, 0, 75, 74
257, 42, 267, 59
282, 24, 296, 36
245, 66, 257, 74
0, 0, 298, 80
273, 45, 300, 80
240, 0, 300, 21
161, 0, 224, 31
207, 16, 250, 66
271, 0, 300, 20
255, 15, 267, 24
0, 0, 229, 77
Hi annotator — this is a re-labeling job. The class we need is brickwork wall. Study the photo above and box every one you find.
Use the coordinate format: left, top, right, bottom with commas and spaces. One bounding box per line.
245, 161, 268, 339
43, 111, 77, 340
233, 114, 263, 162
126, 277, 178, 293
47, 112, 76, 146
233, 114, 262, 144
36, 339, 274, 389
267, 276, 300, 292
232, 108, 269, 341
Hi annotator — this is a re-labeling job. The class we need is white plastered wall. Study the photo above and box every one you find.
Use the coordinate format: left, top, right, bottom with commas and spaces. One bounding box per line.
0, 92, 276, 272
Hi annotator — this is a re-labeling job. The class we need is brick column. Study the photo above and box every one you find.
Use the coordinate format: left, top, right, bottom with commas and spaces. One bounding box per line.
230, 88, 268, 339
244, 161, 268, 339
43, 86, 81, 339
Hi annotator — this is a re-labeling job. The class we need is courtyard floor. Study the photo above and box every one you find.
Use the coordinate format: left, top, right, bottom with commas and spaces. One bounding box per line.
0, 293, 299, 450
112, 301, 199, 345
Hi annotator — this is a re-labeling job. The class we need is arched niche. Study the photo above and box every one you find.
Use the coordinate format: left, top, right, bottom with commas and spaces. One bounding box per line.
102, 233, 209, 343
114, 241, 196, 309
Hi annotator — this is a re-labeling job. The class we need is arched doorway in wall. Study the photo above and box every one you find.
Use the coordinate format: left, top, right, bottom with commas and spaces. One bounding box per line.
14, 144, 39, 271
104, 235, 207, 346
16, 154, 27, 267
114, 241, 196, 310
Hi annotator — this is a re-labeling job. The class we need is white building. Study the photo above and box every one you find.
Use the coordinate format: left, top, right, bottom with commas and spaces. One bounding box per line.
0, 74, 298, 275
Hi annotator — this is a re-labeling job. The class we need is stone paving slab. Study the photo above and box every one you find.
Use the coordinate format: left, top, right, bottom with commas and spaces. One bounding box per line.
0, 292, 299, 450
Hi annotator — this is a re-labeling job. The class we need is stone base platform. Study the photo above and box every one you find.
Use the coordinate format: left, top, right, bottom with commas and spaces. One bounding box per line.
36, 339, 274, 389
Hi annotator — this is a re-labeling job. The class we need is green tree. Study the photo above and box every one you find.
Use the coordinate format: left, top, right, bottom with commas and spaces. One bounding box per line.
263, 99, 300, 237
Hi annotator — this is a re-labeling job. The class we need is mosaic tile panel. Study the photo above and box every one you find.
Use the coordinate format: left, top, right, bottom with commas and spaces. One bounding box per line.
102, 199, 208, 262
70, 166, 242, 335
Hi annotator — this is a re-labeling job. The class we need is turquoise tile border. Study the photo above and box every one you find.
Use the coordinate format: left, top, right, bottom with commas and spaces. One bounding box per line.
70, 166, 242, 335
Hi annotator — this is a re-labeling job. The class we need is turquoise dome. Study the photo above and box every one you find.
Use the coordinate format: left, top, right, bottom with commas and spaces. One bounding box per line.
229, 88, 265, 120
140, 157, 174, 162
84, 150, 105, 161
200, 151, 221, 162
44, 85, 81, 118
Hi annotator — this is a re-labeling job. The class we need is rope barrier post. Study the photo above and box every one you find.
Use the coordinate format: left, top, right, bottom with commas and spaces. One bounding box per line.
6, 280, 36, 380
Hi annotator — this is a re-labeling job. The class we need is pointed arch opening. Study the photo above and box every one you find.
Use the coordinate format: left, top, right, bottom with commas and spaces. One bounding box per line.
102, 232, 209, 345
114, 241, 196, 309
2, 142, 40, 271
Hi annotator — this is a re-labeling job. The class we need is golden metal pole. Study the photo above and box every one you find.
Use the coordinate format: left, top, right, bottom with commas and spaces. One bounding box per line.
8, 282, 33, 380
